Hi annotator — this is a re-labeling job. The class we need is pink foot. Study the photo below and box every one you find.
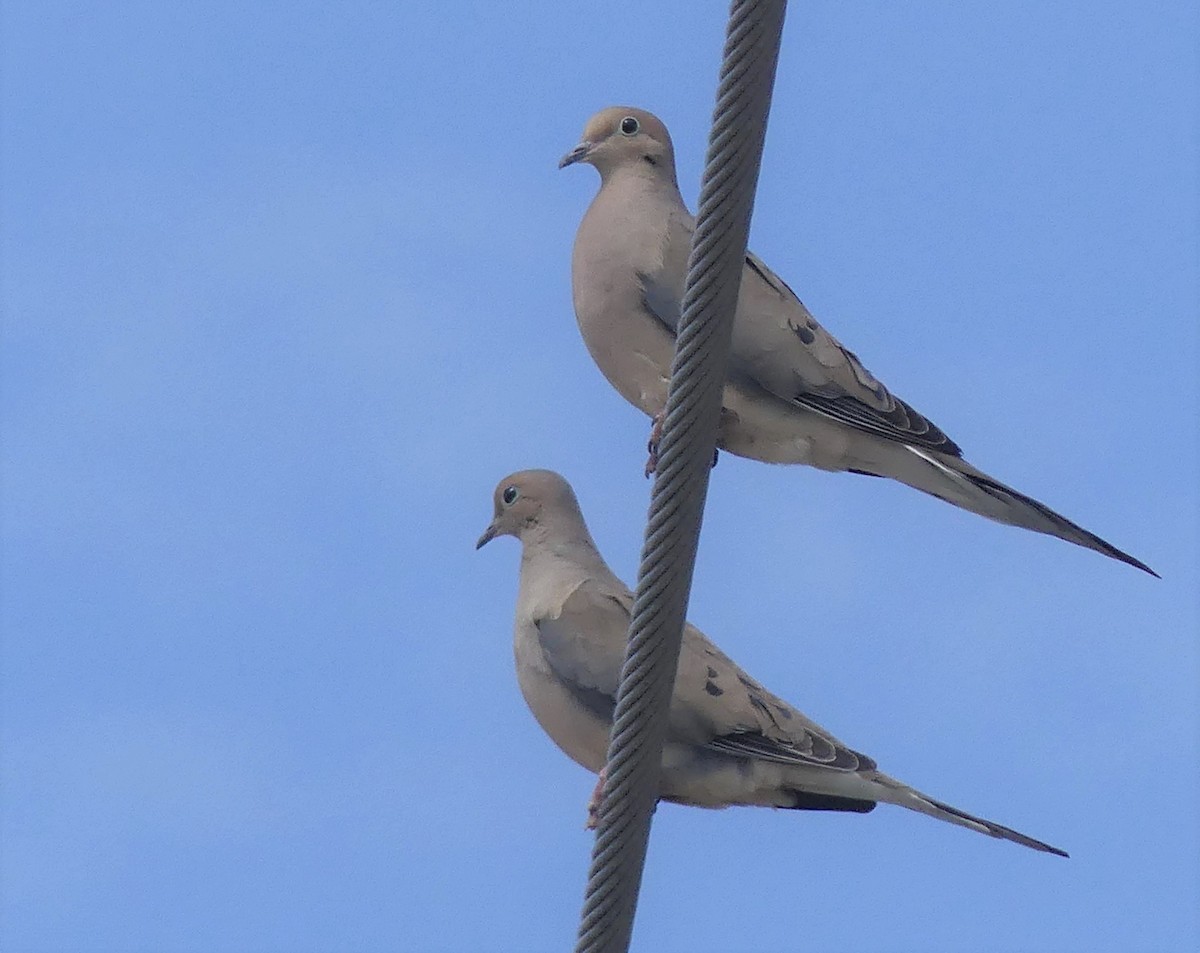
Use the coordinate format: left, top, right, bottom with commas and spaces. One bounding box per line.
643, 414, 665, 479
585, 767, 608, 830
644, 411, 720, 478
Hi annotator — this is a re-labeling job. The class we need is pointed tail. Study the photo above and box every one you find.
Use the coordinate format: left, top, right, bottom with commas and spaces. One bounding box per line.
875, 774, 1068, 857
873, 444, 1158, 576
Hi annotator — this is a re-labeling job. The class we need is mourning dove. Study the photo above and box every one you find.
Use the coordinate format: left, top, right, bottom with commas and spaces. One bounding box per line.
560, 106, 1154, 576
476, 469, 1067, 857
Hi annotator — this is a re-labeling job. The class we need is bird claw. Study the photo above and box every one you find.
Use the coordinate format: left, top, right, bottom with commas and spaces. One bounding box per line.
644, 414, 665, 478
585, 768, 607, 830
585, 769, 668, 830
643, 412, 720, 477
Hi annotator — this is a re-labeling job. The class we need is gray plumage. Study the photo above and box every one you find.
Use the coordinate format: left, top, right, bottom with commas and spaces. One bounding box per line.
477, 469, 1067, 857
561, 106, 1154, 576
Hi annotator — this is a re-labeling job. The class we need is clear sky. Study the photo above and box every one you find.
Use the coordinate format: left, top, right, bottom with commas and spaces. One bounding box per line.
2, 2, 1197, 951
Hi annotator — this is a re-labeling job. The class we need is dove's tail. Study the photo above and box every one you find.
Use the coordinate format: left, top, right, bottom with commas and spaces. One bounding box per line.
860, 444, 1157, 576
872, 774, 1068, 857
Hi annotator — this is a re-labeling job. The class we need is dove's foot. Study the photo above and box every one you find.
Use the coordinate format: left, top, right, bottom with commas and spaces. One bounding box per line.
585, 767, 608, 830
644, 414, 665, 478
645, 413, 720, 478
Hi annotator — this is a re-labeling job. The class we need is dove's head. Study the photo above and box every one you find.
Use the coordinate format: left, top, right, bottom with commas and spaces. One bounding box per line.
559, 107, 676, 183
476, 469, 588, 549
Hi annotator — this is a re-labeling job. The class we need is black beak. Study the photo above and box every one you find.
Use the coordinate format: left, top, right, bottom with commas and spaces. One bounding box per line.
558, 141, 592, 169
475, 523, 498, 550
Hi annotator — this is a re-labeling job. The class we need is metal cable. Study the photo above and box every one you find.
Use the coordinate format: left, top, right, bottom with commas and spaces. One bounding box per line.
573, 3, 788, 951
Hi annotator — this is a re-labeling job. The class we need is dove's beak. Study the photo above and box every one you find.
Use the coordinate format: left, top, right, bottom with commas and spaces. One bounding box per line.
475, 521, 499, 550
558, 141, 593, 169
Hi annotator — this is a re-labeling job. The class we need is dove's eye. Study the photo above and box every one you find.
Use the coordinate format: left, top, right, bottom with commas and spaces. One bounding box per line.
502, 486, 520, 506
619, 116, 640, 136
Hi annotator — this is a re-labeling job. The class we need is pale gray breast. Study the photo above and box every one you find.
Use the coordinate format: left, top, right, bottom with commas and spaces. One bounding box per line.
512, 619, 610, 774
570, 180, 681, 415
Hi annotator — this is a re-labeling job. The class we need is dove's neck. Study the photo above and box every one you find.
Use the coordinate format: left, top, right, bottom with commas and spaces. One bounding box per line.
517, 519, 617, 608
598, 162, 682, 206
521, 519, 607, 575
578, 166, 686, 297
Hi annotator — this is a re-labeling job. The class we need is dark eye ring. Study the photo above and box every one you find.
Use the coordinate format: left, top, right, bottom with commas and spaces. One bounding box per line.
502, 486, 519, 505
619, 116, 639, 136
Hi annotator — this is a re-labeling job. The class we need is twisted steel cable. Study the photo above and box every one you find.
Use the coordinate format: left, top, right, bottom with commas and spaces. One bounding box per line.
573, 2, 789, 951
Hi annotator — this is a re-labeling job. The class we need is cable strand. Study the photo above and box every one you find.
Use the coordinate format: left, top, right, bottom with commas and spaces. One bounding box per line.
572, 2, 789, 952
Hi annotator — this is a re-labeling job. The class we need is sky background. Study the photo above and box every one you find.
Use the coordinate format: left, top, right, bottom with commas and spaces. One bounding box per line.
2, 2, 1197, 951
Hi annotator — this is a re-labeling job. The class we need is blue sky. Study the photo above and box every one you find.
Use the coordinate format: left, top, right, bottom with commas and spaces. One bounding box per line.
2, 2, 1197, 951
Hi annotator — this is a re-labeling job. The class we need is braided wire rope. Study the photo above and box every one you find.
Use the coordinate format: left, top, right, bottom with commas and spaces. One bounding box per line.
573, 3, 789, 951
